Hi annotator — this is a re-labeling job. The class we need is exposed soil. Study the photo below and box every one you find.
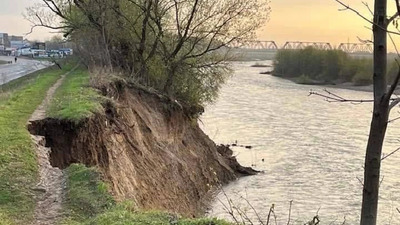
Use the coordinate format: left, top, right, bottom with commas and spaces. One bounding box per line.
27, 69, 69, 225
28, 81, 258, 217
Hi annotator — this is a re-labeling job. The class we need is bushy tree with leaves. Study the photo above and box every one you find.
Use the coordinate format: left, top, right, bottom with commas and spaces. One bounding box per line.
27, 0, 270, 110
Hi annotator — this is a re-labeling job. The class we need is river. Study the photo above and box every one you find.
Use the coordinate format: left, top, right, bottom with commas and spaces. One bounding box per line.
201, 61, 400, 224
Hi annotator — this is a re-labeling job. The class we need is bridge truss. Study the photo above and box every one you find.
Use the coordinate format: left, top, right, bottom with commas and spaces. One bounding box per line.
229, 40, 373, 54
229, 41, 278, 50
337, 43, 373, 54
282, 41, 332, 50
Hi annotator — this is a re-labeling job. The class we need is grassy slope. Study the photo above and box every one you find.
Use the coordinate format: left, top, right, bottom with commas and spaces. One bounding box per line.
0, 65, 72, 224
62, 164, 230, 225
47, 67, 103, 121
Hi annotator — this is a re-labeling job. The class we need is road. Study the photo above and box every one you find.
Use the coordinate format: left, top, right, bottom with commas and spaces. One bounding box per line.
0, 56, 52, 85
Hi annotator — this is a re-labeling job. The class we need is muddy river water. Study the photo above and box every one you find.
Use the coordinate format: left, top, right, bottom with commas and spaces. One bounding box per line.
201, 61, 400, 224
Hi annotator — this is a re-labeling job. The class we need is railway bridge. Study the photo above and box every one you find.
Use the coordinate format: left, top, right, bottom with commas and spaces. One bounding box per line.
230, 40, 373, 54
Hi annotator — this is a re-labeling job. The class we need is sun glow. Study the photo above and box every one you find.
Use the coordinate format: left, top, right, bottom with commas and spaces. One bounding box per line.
257, 0, 400, 51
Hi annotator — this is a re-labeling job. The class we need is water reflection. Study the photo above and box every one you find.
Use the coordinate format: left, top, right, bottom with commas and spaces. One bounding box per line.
201, 61, 400, 224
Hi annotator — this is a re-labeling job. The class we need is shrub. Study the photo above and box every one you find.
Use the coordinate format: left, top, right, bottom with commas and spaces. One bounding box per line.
273, 47, 373, 85
295, 74, 314, 84
352, 70, 372, 86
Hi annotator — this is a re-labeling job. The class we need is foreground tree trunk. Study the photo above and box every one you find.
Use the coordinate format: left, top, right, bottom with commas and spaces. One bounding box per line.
360, 0, 388, 224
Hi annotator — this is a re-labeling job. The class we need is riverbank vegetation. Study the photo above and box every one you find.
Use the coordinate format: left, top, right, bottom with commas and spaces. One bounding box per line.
62, 164, 230, 225
19, 0, 272, 224
272, 47, 390, 86
28, 0, 270, 111
0, 61, 235, 224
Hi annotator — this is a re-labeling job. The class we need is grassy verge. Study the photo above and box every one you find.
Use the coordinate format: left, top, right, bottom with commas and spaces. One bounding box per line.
0, 64, 73, 224
62, 164, 115, 224
0, 60, 8, 65
0, 67, 61, 106
63, 164, 230, 225
47, 67, 103, 122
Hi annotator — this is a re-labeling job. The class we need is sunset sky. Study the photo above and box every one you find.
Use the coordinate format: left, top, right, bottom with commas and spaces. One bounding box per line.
258, 0, 399, 50
1, 0, 400, 50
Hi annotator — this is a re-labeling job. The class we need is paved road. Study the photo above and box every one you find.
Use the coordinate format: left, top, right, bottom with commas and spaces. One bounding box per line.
0, 56, 52, 85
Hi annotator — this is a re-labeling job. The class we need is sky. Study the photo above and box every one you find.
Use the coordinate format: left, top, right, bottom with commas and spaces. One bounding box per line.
258, 0, 400, 50
1, 0, 400, 50
0, 0, 50, 40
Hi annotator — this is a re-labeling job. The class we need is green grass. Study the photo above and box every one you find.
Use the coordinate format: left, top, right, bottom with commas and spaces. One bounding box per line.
47, 67, 103, 122
0, 60, 8, 65
0, 64, 72, 224
63, 164, 231, 225
86, 209, 232, 225
62, 164, 115, 223
0, 62, 229, 224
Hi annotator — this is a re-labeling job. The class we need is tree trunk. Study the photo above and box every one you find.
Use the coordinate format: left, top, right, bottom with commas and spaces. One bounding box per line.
163, 66, 176, 96
360, 104, 389, 225
360, 0, 388, 224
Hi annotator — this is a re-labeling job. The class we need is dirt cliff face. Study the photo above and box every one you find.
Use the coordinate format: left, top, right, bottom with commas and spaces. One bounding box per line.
28, 83, 256, 217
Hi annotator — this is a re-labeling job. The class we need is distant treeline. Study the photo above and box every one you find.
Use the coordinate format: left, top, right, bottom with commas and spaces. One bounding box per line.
273, 47, 398, 86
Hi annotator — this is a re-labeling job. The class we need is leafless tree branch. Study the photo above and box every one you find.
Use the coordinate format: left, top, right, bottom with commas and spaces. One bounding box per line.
287, 200, 293, 225
381, 146, 400, 160
357, 176, 365, 187
396, 0, 400, 16
335, 0, 400, 35
309, 89, 375, 103
385, 60, 400, 104
238, 195, 265, 225
362, 1, 374, 16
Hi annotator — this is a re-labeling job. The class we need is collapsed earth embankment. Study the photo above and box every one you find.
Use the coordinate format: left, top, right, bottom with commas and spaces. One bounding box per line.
28, 80, 256, 217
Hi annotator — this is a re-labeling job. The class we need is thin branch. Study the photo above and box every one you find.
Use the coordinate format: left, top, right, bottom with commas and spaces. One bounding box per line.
388, 115, 400, 123
218, 189, 241, 224
357, 36, 373, 44
362, 1, 373, 16
381, 146, 400, 160
309, 90, 374, 103
310, 89, 400, 104
324, 89, 346, 100
357, 177, 365, 187
341, 216, 347, 225
26, 13, 70, 35
266, 204, 275, 225
385, 60, 400, 104
336, 0, 374, 25
379, 175, 385, 187
287, 200, 293, 225
389, 98, 400, 110
388, 0, 400, 24
388, 12, 399, 24
388, 33, 400, 58
41, 0, 66, 19
238, 195, 265, 225
335, 0, 400, 36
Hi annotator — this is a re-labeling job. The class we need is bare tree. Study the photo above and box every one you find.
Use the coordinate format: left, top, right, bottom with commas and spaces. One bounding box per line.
317, 1, 400, 224
154, 0, 270, 95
